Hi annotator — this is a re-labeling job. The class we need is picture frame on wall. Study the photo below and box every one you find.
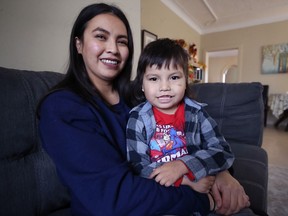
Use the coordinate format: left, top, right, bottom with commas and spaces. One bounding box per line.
142, 30, 157, 49
261, 43, 288, 74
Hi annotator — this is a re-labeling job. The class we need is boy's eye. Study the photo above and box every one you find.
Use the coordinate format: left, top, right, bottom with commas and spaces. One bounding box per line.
148, 77, 157, 81
171, 75, 180, 80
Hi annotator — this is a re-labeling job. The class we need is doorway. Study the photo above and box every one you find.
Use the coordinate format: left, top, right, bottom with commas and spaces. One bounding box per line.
205, 49, 239, 83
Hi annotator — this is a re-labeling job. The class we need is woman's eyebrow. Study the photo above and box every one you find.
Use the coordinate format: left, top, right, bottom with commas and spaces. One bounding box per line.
92, 27, 128, 39
92, 27, 108, 34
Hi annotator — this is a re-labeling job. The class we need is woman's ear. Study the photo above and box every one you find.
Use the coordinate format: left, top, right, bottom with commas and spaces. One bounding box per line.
75, 37, 82, 54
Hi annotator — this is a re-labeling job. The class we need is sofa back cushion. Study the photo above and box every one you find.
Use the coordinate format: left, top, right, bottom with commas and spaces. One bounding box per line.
190, 82, 264, 147
0, 67, 70, 215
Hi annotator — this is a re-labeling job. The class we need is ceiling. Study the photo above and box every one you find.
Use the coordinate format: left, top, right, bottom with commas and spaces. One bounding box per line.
161, 0, 288, 35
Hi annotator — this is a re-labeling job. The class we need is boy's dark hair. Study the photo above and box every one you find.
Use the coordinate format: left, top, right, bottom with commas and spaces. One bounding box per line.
129, 38, 194, 107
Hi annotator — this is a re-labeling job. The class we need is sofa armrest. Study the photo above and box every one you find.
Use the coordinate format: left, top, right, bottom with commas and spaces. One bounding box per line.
230, 143, 268, 213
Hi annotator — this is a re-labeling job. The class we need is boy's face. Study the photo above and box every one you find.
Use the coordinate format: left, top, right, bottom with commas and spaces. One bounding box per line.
142, 63, 186, 114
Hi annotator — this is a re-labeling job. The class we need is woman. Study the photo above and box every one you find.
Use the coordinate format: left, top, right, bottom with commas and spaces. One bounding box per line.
38, 3, 249, 216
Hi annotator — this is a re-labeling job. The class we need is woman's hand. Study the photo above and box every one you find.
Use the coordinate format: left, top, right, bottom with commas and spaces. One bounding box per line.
211, 170, 250, 215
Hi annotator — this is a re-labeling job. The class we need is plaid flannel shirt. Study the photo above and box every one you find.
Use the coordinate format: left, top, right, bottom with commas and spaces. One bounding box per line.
126, 97, 234, 181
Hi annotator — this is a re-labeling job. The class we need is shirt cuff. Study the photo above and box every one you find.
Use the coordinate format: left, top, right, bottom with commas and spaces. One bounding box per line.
180, 160, 195, 181
174, 177, 183, 187
174, 161, 196, 187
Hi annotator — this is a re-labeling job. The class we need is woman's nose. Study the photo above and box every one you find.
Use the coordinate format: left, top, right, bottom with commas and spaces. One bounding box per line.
106, 40, 119, 54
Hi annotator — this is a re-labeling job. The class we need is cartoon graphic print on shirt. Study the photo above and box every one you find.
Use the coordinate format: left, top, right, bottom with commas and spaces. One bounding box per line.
150, 124, 188, 162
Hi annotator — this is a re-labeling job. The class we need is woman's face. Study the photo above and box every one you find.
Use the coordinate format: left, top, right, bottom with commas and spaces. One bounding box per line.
76, 13, 129, 87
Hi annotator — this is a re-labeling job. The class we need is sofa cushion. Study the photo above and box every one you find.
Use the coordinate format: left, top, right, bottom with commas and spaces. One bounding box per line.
0, 67, 70, 215
190, 82, 264, 147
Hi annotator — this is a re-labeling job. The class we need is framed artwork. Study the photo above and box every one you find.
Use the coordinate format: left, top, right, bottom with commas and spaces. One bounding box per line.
142, 30, 157, 49
261, 43, 288, 74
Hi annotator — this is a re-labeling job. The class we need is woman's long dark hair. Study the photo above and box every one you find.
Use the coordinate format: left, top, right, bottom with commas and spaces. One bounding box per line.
128, 38, 193, 107
39, 3, 134, 110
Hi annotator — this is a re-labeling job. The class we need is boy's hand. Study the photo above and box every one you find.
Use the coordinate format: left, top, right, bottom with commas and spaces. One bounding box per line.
182, 175, 215, 193
149, 160, 187, 187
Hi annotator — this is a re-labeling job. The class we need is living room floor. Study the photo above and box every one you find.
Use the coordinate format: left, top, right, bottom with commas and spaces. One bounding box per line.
262, 122, 288, 167
262, 118, 288, 216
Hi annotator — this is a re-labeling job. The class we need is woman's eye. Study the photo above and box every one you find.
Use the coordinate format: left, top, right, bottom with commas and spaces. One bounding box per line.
95, 34, 106, 40
118, 39, 128, 46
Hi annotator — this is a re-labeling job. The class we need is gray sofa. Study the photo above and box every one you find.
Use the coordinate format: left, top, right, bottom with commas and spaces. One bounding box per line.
0, 66, 268, 215
0, 67, 70, 216
190, 82, 268, 214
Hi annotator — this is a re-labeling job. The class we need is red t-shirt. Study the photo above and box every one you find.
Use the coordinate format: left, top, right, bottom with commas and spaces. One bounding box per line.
150, 102, 188, 162
150, 102, 195, 186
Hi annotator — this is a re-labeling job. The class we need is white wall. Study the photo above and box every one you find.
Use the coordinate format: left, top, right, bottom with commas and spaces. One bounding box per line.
202, 21, 288, 94
0, 0, 141, 74
141, 0, 201, 59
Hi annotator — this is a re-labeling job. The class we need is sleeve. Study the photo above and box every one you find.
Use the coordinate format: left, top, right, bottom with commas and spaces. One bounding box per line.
178, 109, 235, 181
126, 111, 164, 178
39, 92, 211, 216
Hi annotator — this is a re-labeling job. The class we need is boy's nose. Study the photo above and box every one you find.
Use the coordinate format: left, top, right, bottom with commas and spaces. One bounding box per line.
160, 81, 171, 91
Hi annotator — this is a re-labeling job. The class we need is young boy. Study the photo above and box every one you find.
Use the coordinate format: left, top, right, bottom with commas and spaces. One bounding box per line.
126, 38, 234, 193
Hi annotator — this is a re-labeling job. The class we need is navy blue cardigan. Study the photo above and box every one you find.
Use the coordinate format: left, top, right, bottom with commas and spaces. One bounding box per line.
38, 90, 210, 216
